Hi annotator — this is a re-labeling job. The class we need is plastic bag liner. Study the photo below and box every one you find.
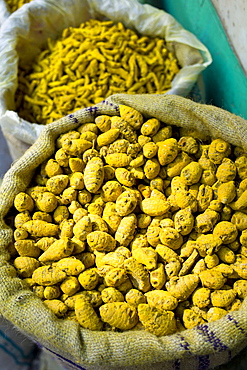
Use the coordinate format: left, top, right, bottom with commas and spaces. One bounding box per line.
0, 0, 212, 160
1, 94, 247, 370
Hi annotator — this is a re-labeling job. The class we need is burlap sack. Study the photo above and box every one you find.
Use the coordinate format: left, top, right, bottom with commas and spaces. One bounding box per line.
0, 0, 212, 160
1, 94, 247, 370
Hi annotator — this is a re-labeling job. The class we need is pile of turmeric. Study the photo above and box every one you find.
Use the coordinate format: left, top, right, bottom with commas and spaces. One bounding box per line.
16, 19, 180, 124
7, 104, 247, 336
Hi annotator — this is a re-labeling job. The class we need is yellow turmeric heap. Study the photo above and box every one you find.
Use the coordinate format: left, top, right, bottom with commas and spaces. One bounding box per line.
16, 19, 180, 124
8, 105, 247, 336
5, 0, 32, 12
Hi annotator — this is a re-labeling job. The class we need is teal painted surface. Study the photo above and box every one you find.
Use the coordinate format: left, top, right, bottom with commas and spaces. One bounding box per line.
144, 0, 247, 119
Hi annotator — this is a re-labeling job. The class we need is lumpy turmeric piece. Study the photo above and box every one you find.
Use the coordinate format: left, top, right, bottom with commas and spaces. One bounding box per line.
125, 289, 146, 306
33, 211, 52, 223
174, 207, 194, 235
73, 216, 92, 241
216, 158, 236, 182
54, 257, 85, 275
78, 268, 99, 290
44, 299, 68, 317
84, 157, 104, 193
35, 191, 58, 213
95, 115, 111, 133
195, 209, 219, 234
230, 189, 247, 211
69, 172, 85, 190
14, 256, 40, 278
197, 184, 214, 212
14, 192, 34, 212
137, 213, 151, 229
138, 304, 177, 336
60, 187, 77, 205
124, 257, 151, 292
208, 139, 231, 164
115, 190, 137, 216
105, 246, 132, 264
115, 213, 137, 247
207, 307, 228, 322
22, 220, 59, 237
32, 265, 66, 286
143, 158, 160, 180
104, 267, 128, 287
156, 244, 180, 263
178, 136, 199, 155
38, 238, 74, 263
199, 269, 227, 290
140, 118, 160, 137
53, 206, 69, 224
102, 202, 122, 234
180, 162, 202, 185
100, 302, 138, 330
14, 239, 40, 258
62, 139, 92, 156
210, 289, 236, 308
174, 190, 197, 211
145, 290, 178, 311
14, 228, 29, 241
157, 138, 178, 166
217, 246, 236, 264
46, 175, 69, 195
60, 276, 80, 296
14, 211, 31, 229
235, 155, 247, 179
183, 308, 206, 329
105, 153, 131, 168
204, 254, 219, 269
75, 296, 102, 331
150, 263, 166, 289
143, 195, 170, 215
166, 152, 192, 178
115, 167, 136, 187
231, 254, 247, 279
44, 286, 61, 300
87, 231, 116, 252
143, 142, 158, 159
192, 287, 211, 308
233, 280, 247, 299
166, 274, 199, 301
231, 211, 247, 231
196, 234, 222, 257
159, 227, 183, 250
101, 287, 124, 303
213, 221, 238, 244
97, 129, 120, 147
132, 247, 158, 270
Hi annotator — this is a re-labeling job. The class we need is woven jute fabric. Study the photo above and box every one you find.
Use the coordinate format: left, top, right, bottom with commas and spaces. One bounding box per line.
1, 94, 247, 370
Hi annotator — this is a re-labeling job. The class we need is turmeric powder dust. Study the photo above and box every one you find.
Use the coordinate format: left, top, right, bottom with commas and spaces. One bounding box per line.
15, 19, 180, 125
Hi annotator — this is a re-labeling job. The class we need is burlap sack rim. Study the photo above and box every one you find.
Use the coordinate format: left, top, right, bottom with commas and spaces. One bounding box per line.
1, 94, 247, 369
